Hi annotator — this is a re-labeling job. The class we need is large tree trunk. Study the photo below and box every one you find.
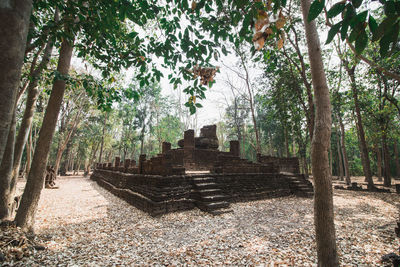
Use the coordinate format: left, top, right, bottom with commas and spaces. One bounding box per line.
345, 65, 374, 189
382, 134, 391, 186
394, 139, 400, 179
0, 0, 33, 165
15, 38, 74, 231
329, 144, 333, 177
0, 103, 17, 220
300, 0, 339, 265
338, 114, 351, 184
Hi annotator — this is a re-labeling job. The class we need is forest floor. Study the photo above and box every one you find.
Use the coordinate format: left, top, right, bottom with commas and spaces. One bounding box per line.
5, 175, 400, 266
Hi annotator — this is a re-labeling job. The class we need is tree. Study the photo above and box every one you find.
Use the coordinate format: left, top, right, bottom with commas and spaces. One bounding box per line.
301, 0, 339, 263
0, 1, 34, 220
0, 1, 33, 165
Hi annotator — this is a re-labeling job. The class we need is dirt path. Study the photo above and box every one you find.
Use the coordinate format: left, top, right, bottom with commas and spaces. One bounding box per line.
14, 175, 400, 266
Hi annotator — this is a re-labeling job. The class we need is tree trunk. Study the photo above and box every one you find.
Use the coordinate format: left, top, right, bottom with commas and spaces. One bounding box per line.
345, 65, 374, 189
25, 127, 33, 177
329, 143, 333, 177
0, 103, 17, 220
336, 126, 344, 181
9, 37, 55, 202
15, 38, 74, 231
382, 134, 391, 186
338, 114, 351, 184
376, 145, 382, 181
0, 0, 33, 165
300, 0, 339, 264
394, 139, 400, 179
68, 151, 74, 173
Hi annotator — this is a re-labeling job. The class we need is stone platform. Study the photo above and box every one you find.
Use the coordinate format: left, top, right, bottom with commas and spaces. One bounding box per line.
91, 125, 313, 216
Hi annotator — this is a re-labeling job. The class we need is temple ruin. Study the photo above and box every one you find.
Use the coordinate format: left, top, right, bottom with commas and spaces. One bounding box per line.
91, 125, 313, 216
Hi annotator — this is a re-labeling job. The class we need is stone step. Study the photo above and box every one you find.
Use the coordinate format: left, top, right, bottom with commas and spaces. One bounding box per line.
197, 201, 230, 211
193, 177, 215, 183
197, 188, 222, 196
288, 179, 310, 184
194, 182, 219, 189
201, 195, 228, 202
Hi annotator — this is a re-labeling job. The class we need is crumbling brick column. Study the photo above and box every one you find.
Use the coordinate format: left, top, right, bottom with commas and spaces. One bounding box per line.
115, 157, 121, 167
230, 140, 240, 157
139, 154, 146, 174
162, 142, 171, 154
124, 159, 131, 172
184, 129, 195, 170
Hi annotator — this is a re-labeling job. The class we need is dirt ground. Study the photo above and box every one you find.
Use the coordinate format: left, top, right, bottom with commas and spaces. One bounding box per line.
5, 175, 400, 266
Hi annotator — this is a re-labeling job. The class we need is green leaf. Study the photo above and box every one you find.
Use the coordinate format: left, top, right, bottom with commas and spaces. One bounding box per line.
326, 22, 342, 44
368, 16, 378, 33
343, 4, 356, 20
372, 15, 397, 41
348, 23, 363, 42
327, 2, 346, 18
355, 29, 368, 54
351, 0, 363, 8
195, 103, 203, 108
341, 20, 350, 40
128, 32, 138, 39
379, 32, 391, 57
189, 105, 196, 114
308, 0, 325, 22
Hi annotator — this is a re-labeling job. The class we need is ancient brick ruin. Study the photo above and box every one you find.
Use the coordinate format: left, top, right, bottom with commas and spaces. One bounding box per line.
91, 125, 313, 216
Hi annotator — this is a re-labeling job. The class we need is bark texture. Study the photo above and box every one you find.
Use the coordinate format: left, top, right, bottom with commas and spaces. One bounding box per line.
15, 39, 74, 230
0, 0, 33, 165
300, 0, 339, 265
0, 103, 17, 220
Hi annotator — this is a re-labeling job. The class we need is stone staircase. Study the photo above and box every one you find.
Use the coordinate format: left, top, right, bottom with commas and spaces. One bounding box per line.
284, 173, 314, 198
192, 176, 233, 215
